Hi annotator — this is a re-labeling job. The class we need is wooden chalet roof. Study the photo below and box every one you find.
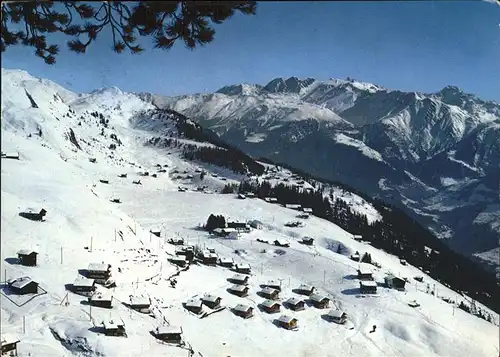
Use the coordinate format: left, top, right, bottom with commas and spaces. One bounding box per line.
277, 315, 297, 324
234, 304, 252, 313
261, 287, 278, 295
328, 309, 345, 318
185, 298, 202, 308
261, 299, 280, 308
202, 294, 221, 303
309, 293, 329, 303
286, 297, 304, 306
90, 291, 113, 302
8, 277, 36, 289
219, 256, 234, 263
298, 283, 314, 291
129, 295, 150, 306
102, 320, 124, 329
360, 280, 377, 287
73, 277, 95, 287
357, 266, 373, 275
229, 284, 248, 292
231, 273, 248, 281
88, 263, 109, 272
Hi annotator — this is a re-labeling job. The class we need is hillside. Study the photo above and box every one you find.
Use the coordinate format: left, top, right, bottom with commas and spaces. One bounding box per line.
1, 69, 499, 357
150, 76, 500, 265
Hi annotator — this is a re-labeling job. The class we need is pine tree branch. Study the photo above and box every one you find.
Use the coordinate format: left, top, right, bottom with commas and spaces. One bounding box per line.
1, 1, 256, 63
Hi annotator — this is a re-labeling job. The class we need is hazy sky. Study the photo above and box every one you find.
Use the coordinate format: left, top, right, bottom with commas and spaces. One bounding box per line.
2, 1, 499, 101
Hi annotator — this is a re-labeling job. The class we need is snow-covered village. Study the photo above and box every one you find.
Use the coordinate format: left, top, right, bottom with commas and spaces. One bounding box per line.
1, 2, 499, 357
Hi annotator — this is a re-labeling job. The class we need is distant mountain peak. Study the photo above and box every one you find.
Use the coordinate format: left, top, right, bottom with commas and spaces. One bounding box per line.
440, 85, 463, 93
216, 83, 262, 96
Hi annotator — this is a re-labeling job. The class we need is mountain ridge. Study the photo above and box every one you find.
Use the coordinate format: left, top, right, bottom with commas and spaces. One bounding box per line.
149, 75, 500, 264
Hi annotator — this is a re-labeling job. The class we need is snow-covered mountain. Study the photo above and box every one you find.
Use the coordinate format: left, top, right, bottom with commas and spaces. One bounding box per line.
148, 77, 500, 263
2, 68, 499, 357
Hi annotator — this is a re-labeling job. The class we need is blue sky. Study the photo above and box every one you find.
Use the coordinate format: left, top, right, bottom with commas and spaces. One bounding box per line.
2, 1, 499, 101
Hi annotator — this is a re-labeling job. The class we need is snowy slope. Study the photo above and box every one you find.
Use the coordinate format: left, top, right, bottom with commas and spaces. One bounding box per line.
154, 76, 500, 263
2, 69, 499, 357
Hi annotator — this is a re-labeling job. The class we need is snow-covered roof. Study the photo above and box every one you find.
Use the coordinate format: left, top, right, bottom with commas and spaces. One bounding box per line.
264, 197, 278, 202
278, 315, 297, 324
231, 273, 248, 281
150, 228, 161, 233
202, 251, 218, 259
73, 277, 95, 287
171, 256, 187, 262
298, 283, 314, 291
214, 227, 237, 233
286, 297, 304, 306
234, 304, 252, 313
328, 309, 345, 318
157, 326, 182, 335
261, 299, 280, 308
88, 263, 109, 272
302, 207, 313, 213
261, 287, 278, 295
17, 249, 37, 255
9, 277, 36, 289
229, 284, 248, 292
103, 320, 123, 329
1, 333, 20, 346
235, 263, 251, 269
202, 294, 221, 303
129, 295, 150, 306
309, 293, 328, 303
185, 298, 202, 308
219, 256, 233, 263
358, 267, 372, 275
266, 280, 280, 287
90, 291, 113, 301
408, 300, 420, 307
360, 281, 377, 287
285, 204, 301, 208
388, 273, 405, 279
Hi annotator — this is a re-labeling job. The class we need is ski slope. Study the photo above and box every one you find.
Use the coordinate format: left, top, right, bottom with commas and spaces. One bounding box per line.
1, 68, 498, 357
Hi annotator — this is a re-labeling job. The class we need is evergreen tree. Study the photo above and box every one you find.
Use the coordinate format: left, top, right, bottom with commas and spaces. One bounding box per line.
205, 214, 226, 231
361, 252, 372, 264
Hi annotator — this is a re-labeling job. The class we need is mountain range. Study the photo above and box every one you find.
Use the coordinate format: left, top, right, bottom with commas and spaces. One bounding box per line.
139, 77, 500, 265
